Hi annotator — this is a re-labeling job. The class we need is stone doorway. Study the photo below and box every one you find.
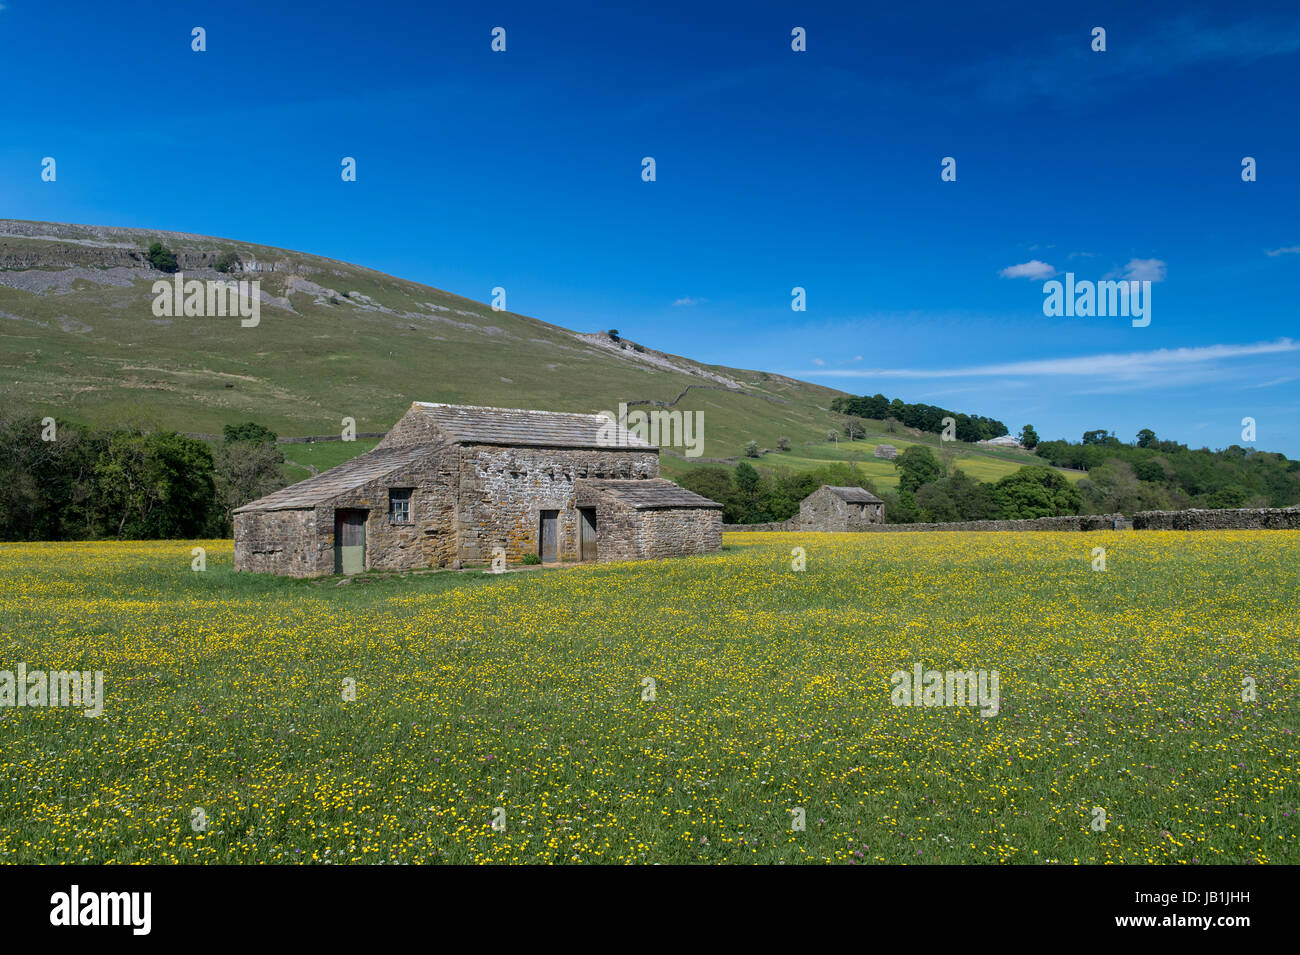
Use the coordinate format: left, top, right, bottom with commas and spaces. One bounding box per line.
539, 510, 559, 562
578, 507, 598, 561
334, 509, 368, 574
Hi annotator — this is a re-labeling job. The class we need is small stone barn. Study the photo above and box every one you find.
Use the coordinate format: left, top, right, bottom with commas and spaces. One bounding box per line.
796, 485, 884, 530
233, 402, 723, 576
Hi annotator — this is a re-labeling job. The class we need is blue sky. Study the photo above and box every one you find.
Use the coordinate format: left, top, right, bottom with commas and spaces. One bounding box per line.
2, 1, 1297, 453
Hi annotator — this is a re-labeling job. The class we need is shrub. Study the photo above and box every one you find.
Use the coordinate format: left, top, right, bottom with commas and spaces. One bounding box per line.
146, 242, 178, 273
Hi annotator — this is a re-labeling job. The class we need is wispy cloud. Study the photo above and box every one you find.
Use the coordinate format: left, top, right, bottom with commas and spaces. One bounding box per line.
1104, 258, 1167, 283
999, 260, 1056, 280
793, 339, 1297, 382
1266, 246, 1300, 257
672, 296, 705, 306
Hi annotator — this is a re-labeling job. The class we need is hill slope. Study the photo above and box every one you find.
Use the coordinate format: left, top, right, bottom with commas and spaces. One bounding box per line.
0, 220, 1051, 483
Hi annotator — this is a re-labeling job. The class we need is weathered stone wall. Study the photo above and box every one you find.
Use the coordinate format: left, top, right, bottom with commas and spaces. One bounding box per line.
233, 508, 319, 576
724, 520, 794, 532
319, 448, 460, 573
583, 495, 641, 562
234, 447, 458, 577
725, 513, 1127, 533
637, 508, 722, 559
375, 407, 446, 450
727, 509, 1300, 535
457, 445, 658, 563
1132, 507, 1300, 530
858, 514, 1126, 532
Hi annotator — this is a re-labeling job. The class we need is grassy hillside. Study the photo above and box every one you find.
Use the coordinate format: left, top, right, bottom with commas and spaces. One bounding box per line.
0, 219, 1066, 487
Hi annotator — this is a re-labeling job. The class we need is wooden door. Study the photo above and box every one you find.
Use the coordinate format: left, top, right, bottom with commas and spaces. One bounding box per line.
334, 509, 368, 575
539, 510, 559, 562
578, 508, 597, 561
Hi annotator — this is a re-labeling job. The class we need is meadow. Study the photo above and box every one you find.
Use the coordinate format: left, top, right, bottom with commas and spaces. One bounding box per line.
0, 531, 1295, 864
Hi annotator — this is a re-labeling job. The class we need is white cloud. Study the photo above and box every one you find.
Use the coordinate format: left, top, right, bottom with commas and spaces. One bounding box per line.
811, 357, 826, 366
672, 296, 704, 306
1108, 258, 1167, 283
853, 355, 863, 361
999, 260, 1057, 280
794, 339, 1298, 382
1266, 246, 1300, 257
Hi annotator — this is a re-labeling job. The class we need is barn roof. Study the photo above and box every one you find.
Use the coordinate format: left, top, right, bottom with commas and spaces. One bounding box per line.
579, 479, 723, 510
233, 444, 435, 512
411, 402, 654, 450
823, 485, 883, 504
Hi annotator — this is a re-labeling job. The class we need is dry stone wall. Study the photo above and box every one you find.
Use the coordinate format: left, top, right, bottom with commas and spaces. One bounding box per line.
233, 509, 318, 577
726, 514, 1127, 533
1132, 507, 1300, 530
637, 508, 722, 559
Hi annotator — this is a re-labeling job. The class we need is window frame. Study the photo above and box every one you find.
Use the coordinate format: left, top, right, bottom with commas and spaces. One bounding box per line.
388, 487, 414, 525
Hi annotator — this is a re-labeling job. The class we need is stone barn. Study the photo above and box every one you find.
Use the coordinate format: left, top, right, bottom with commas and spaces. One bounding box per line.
796, 485, 884, 530
233, 402, 723, 577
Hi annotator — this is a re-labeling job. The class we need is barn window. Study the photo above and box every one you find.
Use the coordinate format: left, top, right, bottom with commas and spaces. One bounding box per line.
389, 488, 413, 524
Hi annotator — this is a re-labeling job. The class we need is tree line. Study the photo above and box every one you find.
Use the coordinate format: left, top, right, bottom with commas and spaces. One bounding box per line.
0, 415, 288, 541
829, 392, 1009, 443
677, 448, 1081, 525
1035, 429, 1300, 512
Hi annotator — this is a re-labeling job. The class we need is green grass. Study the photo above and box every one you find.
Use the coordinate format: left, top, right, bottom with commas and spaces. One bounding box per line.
280, 439, 381, 481
1, 532, 1295, 864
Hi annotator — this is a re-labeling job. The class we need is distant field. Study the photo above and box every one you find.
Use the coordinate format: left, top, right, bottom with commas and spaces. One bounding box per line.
280, 439, 381, 482
663, 429, 1082, 489
1, 532, 1295, 864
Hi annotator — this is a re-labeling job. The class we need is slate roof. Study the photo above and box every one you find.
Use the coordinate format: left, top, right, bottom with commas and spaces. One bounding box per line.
823, 485, 883, 504
579, 479, 723, 510
411, 402, 653, 450
234, 444, 435, 512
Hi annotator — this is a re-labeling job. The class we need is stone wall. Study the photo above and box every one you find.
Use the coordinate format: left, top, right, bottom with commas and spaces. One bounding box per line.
584, 495, 641, 562
457, 445, 658, 563
320, 448, 459, 573
233, 447, 458, 577
725, 514, 1127, 533
375, 408, 446, 450
724, 520, 795, 532
726, 508, 1300, 535
233, 508, 319, 577
1132, 507, 1300, 530
637, 508, 723, 559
